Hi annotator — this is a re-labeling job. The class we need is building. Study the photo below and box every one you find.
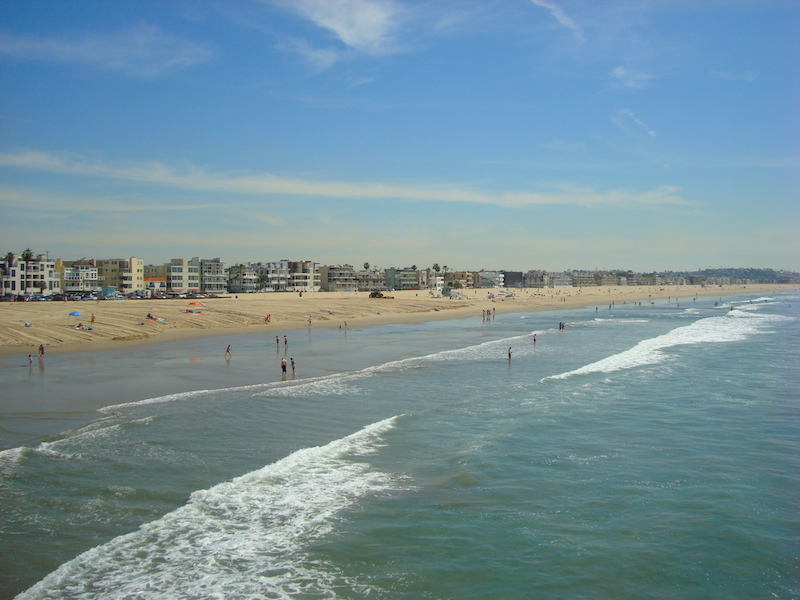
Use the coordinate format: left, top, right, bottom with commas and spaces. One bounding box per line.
544, 272, 573, 288
501, 271, 523, 288
191, 257, 226, 295
144, 259, 200, 295
144, 277, 168, 297
385, 267, 421, 290
227, 264, 258, 293
287, 261, 320, 292
96, 258, 145, 295
57, 259, 100, 294
1, 251, 61, 296
319, 264, 357, 292
524, 270, 546, 288
477, 271, 505, 288
444, 271, 475, 289
355, 269, 388, 292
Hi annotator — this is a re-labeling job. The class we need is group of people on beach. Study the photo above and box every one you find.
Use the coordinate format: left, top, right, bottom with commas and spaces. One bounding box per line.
224, 338, 297, 377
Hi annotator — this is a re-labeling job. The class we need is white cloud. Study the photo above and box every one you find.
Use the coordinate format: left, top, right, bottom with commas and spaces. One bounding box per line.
0, 24, 213, 77
530, 0, 584, 41
611, 65, 653, 89
612, 108, 656, 138
271, 0, 404, 56
711, 70, 757, 84
0, 150, 686, 210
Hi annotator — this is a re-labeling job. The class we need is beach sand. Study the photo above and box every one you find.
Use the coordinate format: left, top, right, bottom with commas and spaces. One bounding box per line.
1, 284, 794, 356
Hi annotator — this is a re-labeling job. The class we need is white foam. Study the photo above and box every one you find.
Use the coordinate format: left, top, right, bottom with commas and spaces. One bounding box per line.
545, 311, 789, 381
256, 332, 536, 398
16, 416, 406, 600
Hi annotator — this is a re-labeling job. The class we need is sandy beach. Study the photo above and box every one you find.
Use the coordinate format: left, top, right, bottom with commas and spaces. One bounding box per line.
1, 284, 795, 357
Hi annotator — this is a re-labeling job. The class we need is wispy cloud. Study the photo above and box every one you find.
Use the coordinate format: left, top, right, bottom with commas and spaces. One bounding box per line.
611, 66, 653, 88
0, 24, 213, 77
0, 150, 686, 209
612, 108, 656, 138
270, 0, 405, 56
711, 70, 757, 84
530, 0, 584, 41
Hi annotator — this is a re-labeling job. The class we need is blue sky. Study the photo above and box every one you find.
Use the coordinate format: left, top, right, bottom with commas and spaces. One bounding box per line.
0, 0, 797, 272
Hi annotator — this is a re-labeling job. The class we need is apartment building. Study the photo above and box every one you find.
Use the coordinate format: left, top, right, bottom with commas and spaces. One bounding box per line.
1, 252, 61, 296
355, 269, 388, 292
145, 259, 200, 294
227, 264, 259, 293
384, 267, 421, 290
190, 257, 226, 294
57, 259, 100, 293
95, 258, 145, 294
319, 265, 357, 292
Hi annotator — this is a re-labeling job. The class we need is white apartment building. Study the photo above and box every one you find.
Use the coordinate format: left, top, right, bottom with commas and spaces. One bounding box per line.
57, 259, 100, 293
190, 257, 226, 294
1, 252, 61, 296
145, 259, 200, 294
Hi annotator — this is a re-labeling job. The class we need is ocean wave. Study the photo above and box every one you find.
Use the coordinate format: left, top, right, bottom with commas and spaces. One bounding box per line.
16, 416, 407, 600
256, 332, 538, 398
544, 311, 787, 381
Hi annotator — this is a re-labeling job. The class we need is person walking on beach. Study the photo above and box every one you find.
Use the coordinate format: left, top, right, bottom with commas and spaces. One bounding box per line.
281, 357, 287, 375
38, 344, 44, 358
225, 345, 232, 358
28, 354, 34, 365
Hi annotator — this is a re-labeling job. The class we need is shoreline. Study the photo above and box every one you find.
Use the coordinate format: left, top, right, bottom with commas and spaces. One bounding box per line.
1, 284, 795, 357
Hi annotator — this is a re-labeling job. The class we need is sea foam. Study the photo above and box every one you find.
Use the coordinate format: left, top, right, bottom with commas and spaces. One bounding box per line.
15, 416, 406, 600
545, 309, 790, 381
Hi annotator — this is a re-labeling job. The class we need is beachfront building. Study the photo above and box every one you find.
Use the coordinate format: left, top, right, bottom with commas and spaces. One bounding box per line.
144, 277, 168, 296
56, 259, 100, 294
544, 272, 573, 288
95, 258, 145, 295
571, 271, 599, 287
444, 271, 475, 289
385, 267, 421, 290
287, 261, 320, 292
524, 270, 546, 288
1, 251, 61, 296
319, 265, 357, 292
227, 264, 258, 293
355, 269, 388, 292
501, 271, 523, 288
190, 257, 227, 295
144, 259, 200, 295
478, 271, 505, 288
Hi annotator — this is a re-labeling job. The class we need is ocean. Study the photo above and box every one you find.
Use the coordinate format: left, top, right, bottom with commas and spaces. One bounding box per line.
1, 291, 798, 599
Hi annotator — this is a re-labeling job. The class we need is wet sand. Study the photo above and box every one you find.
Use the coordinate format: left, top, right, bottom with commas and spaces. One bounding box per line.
1, 285, 794, 357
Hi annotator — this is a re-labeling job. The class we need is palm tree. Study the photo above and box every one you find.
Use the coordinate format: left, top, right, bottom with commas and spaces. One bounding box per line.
410, 265, 417, 271
2, 252, 14, 276
363, 262, 370, 271
21, 248, 34, 262
432, 263, 440, 274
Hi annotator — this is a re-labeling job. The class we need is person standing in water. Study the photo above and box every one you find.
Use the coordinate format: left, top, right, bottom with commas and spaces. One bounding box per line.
281, 357, 287, 375
225, 345, 232, 358
508, 347, 512, 359
291, 358, 296, 375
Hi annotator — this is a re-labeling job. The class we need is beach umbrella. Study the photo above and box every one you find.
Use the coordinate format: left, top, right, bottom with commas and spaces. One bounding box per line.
69, 311, 82, 316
